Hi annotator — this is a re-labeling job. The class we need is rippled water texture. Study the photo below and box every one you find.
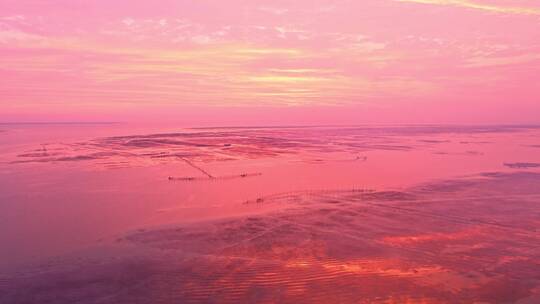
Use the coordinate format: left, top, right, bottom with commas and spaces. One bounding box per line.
1, 124, 539, 303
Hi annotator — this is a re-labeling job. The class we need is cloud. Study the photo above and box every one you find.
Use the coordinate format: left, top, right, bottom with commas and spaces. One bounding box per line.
351, 41, 387, 52
464, 53, 540, 68
1, 15, 26, 21
121, 18, 134, 27
2, 1, 538, 112
257, 7, 290, 15
191, 35, 212, 44
0, 29, 45, 44
274, 26, 309, 39
394, 0, 540, 15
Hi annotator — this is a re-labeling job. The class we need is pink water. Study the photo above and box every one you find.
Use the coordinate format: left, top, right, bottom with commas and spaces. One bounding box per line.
1, 124, 539, 303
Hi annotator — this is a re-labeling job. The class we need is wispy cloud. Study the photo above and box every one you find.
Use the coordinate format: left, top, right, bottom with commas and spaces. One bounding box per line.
1, 0, 539, 121
257, 7, 290, 15
0, 15, 26, 21
394, 0, 540, 15
464, 53, 540, 68
0, 29, 45, 44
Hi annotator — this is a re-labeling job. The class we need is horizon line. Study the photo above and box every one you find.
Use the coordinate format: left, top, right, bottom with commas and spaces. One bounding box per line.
1, 122, 540, 128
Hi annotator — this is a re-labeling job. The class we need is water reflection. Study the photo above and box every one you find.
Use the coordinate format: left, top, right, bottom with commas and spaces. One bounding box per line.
1, 125, 540, 303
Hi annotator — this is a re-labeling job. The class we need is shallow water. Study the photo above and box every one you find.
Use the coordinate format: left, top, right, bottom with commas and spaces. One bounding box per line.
1, 124, 539, 303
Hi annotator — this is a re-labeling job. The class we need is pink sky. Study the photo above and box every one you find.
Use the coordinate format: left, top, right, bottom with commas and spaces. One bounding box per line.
1, 0, 539, 125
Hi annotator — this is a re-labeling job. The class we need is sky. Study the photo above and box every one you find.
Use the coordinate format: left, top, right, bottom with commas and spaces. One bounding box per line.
0, 0, 539, 125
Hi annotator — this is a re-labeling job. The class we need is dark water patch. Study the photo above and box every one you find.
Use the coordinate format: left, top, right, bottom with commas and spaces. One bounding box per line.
418, 139, 451, 144
414, 178, 481, 193
460, 141, 491, 144
504, 162, 540, 169
432, 151, 483, 156
11, 151, 120, 164
168, 172, 262, 182
17, 152, 54, 158
355, 191, 418, 202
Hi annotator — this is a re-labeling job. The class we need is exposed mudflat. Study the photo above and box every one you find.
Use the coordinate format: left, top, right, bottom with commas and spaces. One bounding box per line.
2, 172, 539, 304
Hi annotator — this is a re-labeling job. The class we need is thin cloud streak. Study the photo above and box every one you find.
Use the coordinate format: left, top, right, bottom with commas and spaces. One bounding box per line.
394, 0, 540, 15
